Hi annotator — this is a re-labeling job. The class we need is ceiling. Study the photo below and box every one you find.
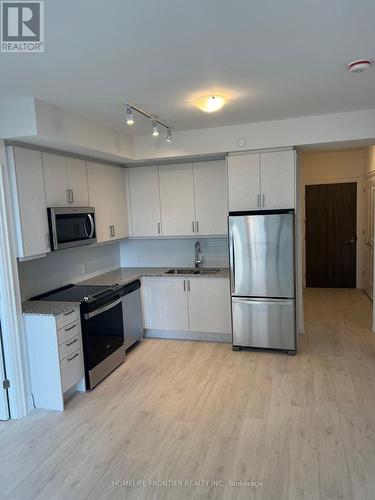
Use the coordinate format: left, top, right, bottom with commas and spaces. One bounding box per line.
1, 0, 375, 134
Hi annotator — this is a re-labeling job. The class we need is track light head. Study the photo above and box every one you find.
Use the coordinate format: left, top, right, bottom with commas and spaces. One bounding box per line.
126, 105, 134, 125
152, 120, 159, 137
165, 128, 172, 143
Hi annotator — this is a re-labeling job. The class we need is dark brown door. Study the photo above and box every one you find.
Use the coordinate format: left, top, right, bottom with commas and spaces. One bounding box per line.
306, 182, 357, 288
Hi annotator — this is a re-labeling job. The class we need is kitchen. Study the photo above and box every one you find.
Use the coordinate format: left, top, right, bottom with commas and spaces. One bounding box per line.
8, 145, 297, 409
1, 1, 375, 498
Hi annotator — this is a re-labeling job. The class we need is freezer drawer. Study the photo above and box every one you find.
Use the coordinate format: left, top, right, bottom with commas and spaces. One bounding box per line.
232, 297, 295, 350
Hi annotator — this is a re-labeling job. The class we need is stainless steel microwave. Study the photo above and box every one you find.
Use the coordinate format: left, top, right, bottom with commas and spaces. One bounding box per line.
47, 207, 96, 251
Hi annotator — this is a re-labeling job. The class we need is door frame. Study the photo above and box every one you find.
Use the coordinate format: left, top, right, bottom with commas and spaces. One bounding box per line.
0, 141, 30, 419
302, 177, 363, 289
0, 327, 10, 420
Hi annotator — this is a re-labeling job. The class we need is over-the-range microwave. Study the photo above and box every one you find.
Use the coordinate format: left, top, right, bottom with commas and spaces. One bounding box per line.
47, 207, 96, 251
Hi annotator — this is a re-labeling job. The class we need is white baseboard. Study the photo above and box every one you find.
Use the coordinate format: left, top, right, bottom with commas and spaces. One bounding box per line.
144, 329, 231, 343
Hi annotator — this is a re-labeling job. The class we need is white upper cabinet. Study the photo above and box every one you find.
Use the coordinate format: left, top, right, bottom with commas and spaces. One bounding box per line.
188, 278, 231, 334
43, 153, 89, 207
260, 150, 295, 210
87, 161, 128, 243
128, 166, 161, 237
43, 153, 68, 207
66, 158, 89, 207
7, 146, 50, 258
159, 163, 195, 236
110, 165, 128, 240
228, 153, 261, 211
193, 160, 228, 235
228, 150, 295, 211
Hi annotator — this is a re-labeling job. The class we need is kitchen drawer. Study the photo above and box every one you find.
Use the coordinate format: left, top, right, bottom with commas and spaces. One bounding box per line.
60, 348, 84, 393
57, 320, 81, 345
58, 334, 81, 361
56, 307, 79, 330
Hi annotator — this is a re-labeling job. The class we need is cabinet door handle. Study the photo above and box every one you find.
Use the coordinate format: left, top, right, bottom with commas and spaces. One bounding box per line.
196, 221, 199, 233
70, 190, 74, 204
187, 279, 190, 292
66, 189, 70, 204
192, 221, 195, 233
66, 338, 78, 347
113, 226, 116, 237
183, 280, 186, 291
64, 324, 77, 332
257, 194, 260, 208
63, 310, 75, 317
67, 352, 79, 362
157, 222, 161, 234
262, 194, 265, 207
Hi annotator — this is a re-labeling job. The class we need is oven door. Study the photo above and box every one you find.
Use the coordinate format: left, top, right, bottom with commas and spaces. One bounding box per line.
49, 207, 96, 250
82, 296, 125, 374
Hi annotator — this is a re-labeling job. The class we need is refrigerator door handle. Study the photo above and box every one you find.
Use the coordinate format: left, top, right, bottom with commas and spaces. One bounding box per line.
232, 297, 294, 305
230, 232, 236, 293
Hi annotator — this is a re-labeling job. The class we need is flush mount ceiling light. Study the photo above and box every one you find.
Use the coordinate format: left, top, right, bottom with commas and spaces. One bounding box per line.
347, 59, 372, 73
194, 95, 227, 113
125, 104, 172, 142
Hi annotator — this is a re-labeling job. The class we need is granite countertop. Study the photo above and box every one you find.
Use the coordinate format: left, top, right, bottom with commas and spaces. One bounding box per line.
22, 267, 229, 316
78, 267, 230, 287
22, 300, 80, 317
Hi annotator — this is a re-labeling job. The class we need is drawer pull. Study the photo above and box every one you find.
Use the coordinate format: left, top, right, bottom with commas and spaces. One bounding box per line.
64, 324, 77, 332
63, 310, 75, 317
67, 353, 79, 362
66, 338, 78, 347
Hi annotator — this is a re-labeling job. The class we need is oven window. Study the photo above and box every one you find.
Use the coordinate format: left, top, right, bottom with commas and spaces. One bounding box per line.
84, 300, 124, 369
55, 213, 93, 244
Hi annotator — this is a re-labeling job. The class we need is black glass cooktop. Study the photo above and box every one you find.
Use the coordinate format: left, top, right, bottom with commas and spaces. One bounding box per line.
33, 284, 111, 303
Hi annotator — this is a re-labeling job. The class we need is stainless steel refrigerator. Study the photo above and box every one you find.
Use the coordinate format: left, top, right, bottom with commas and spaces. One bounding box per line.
228, 210, 296, 354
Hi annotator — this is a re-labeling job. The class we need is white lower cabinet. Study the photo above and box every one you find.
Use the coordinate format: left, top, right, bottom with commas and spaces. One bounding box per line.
188, 278, 231, 334
24, 306, 85, 411
143, 277, 189, 331
143, 276, 231, 339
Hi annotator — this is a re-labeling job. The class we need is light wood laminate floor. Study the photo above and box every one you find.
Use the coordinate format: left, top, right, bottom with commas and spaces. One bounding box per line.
1, 288, 375, 500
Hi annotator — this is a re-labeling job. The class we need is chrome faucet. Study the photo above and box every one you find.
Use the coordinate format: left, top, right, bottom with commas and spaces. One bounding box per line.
194, 241, 203, 268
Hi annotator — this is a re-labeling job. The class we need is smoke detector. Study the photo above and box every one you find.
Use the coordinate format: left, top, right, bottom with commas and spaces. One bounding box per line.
347, 60, 371, 73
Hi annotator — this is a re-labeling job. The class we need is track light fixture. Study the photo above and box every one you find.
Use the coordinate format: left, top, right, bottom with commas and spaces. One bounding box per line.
126, 105, 134, 125
152, 120, 159, 137
125, 104, 172, 142
165, 128, 172, 143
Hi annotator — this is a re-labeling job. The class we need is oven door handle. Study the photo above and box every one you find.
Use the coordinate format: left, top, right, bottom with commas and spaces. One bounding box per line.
84, 297, 122, 320
85, 214, 95, 239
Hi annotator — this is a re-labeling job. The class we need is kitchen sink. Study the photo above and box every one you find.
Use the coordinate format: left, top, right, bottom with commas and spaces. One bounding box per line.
165, 268, 220, 275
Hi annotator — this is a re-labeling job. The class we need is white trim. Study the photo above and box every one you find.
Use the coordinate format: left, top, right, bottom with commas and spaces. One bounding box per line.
302, 177, 363, 289
0, 140, 29, 418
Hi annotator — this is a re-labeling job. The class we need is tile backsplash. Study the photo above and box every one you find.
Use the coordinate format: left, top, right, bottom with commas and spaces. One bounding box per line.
120, 237, 229, 268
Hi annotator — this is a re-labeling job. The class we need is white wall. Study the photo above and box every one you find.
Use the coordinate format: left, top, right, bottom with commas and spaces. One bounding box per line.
120, 238, 228, 268
18, 242, 121, 300
134, 109, 375, 161
300, 148, 366, 288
